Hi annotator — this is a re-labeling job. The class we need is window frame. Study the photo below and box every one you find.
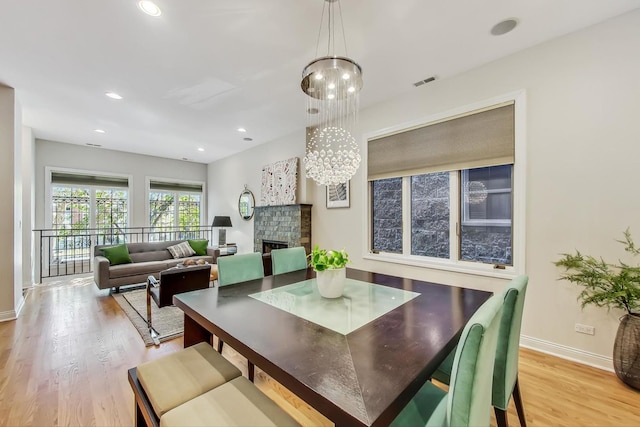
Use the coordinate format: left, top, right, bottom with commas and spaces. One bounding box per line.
363, 91, 526, 279
145, 176, 206, 230
45, 167, 132, 231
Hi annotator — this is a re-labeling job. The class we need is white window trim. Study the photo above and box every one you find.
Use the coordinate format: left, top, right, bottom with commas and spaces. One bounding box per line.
362, 90, 527, 279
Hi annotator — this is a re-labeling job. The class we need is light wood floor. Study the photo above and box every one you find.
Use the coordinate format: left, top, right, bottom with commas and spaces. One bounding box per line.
1, 276, 639, 427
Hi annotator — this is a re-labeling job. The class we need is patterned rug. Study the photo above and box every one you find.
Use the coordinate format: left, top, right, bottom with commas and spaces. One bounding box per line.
112, 288, 183, 346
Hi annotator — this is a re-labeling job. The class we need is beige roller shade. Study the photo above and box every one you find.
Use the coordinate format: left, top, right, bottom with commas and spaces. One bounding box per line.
368, 103, 514, 180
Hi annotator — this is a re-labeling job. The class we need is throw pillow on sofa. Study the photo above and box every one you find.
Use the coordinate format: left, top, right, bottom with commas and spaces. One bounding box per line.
188, 239, 208, 256
167, 241, 196, 259
102, 244, 133, 265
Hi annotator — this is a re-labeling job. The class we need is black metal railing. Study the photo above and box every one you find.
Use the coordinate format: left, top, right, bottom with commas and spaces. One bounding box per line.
34, 226, 213, 283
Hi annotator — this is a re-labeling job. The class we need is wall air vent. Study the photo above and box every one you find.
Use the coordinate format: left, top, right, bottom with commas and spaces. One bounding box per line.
413, 76, 436, 87
85, 143, 102, 147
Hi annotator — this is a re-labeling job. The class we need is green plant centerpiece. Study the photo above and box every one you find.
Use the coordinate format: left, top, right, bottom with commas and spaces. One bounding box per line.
554, 229, 640, 389
308, 245, 350, 298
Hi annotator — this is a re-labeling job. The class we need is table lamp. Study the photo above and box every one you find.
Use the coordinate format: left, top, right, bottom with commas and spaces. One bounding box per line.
212, 216, 232, 247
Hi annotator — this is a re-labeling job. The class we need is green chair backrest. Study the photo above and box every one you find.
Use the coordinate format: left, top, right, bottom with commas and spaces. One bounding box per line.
217, 253, 264, 287
447, 294, 503, 427
271, 247, 307, 275
492, 275, 528, 410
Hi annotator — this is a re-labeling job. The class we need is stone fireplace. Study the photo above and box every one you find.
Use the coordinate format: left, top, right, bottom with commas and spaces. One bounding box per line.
254, 204, 312, 255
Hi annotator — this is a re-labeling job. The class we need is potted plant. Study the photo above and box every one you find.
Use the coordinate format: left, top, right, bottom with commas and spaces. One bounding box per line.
308, 245, 350, 298
554, 229, 640, 390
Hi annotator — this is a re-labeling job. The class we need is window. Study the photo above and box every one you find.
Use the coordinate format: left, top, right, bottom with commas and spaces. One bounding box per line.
50, 172, 129, 262
371, 178, 403, 253
460, 166, 512, 265
367, 98, 523, 275
148, 180, 204, 241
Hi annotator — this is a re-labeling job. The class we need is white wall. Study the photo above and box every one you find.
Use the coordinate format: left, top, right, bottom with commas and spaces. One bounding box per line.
207, 10, 640, 369
35, 139, 208, 229
0, 84, 25, 321
207, 132, 316, 252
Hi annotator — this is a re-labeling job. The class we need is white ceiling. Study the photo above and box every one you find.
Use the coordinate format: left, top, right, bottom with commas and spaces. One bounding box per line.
1, 0, 639, 164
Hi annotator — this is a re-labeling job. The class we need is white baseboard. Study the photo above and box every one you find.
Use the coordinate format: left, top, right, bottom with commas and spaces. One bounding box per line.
521, 334, 613, 372
0, 295, 26, 322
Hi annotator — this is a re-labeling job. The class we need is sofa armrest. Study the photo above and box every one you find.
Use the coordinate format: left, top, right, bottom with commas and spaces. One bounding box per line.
94, 255, 111, 289
207, 247, 221, 264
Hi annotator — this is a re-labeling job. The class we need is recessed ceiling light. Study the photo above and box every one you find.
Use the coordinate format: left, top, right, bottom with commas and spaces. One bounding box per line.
138, 1, 162, 17
243, 137, 253, 142
94, 129, 106, 134
237, 127, 247, 133
197, 147, 205, 152
105, 92, 123, 100
491, 18, 518, 36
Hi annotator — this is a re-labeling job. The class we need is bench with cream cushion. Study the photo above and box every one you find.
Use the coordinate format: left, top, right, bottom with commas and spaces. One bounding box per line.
128, 342, 241, 427
159, 376, 301, 427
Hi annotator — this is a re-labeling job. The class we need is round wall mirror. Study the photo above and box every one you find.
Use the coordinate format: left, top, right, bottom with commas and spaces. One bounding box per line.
238, 185, 255, 220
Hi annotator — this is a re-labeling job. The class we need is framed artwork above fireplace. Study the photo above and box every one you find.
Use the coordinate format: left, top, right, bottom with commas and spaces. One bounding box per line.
260, 157, 298, 206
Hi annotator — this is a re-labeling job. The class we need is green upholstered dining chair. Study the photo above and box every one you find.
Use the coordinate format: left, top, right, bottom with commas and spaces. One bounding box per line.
271, 247, 308, 275
217, 252, 264, 286
391, 293, 503, 427
432, 275, 529, 427
215, 252, 265, 381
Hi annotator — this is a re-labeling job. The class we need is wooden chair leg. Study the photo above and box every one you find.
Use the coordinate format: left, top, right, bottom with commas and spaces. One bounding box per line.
494, 407, 509, 427
513, 377, 527, 427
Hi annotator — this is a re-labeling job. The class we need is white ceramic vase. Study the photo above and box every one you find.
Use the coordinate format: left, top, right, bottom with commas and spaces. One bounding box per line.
316, 268, 346, 298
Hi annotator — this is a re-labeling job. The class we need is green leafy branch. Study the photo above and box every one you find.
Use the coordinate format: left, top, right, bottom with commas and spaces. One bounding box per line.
555, 229, 640, 315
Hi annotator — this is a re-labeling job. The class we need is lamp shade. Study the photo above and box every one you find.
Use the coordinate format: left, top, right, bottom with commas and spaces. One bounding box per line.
212, 216, 232, 227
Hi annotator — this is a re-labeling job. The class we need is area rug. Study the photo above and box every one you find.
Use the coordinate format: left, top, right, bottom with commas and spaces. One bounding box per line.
112, 288, 183, 346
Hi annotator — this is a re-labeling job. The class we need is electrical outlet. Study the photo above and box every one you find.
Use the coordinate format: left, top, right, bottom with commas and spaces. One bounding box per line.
575, 323, 595, 335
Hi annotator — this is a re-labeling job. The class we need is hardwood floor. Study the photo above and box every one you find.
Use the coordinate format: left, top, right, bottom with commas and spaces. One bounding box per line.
0, 275, 638, 426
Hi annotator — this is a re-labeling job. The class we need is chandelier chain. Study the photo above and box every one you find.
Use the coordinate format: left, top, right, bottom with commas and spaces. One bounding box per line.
338, 0, 348, 57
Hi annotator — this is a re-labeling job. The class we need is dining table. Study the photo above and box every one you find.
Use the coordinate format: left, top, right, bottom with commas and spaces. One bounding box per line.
173, 267, 491, 427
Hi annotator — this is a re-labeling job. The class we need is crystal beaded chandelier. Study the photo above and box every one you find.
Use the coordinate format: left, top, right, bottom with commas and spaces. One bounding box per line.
301, 0, 363, 186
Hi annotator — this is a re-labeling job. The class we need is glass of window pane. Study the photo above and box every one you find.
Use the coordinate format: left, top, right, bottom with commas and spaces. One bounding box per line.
411, 172, 450, 258
371, 178, 403, 253
460, 165, 513, 265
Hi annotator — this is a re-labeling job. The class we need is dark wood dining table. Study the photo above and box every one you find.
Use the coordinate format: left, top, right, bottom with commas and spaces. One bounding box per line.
173, 267, 491, 427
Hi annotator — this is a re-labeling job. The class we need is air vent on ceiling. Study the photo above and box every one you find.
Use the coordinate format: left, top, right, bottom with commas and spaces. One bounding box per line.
86, 143, 102, 147
413, 76, 436, 87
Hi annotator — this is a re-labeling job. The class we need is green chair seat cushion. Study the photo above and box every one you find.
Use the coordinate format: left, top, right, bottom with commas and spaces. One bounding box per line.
390, 381, 447, 427
188, 239, 209, 256
159, 376, 301, 427
136, 342, 241, 417
101, 244, 133, 265
432, 350, 454, 385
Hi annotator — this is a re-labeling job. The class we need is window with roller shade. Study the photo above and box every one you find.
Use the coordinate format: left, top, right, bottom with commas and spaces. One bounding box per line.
148, 180, 203, 241
368, 100, 521, 270
49, 171, 130, 261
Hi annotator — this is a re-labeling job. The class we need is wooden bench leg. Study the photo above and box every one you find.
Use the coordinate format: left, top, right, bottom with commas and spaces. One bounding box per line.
135, 400, 146, 427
